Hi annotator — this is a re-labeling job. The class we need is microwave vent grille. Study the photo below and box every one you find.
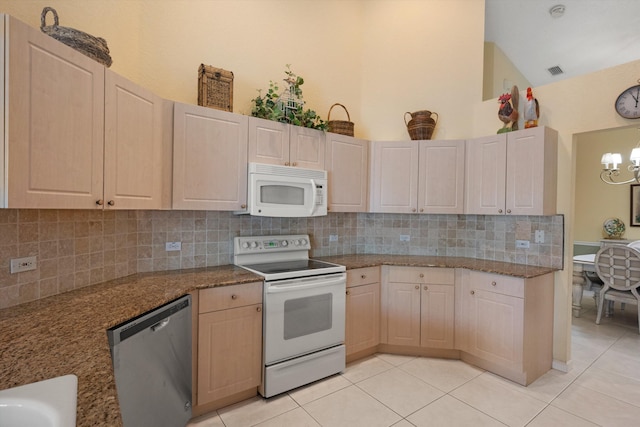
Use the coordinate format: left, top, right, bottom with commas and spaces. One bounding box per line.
249, 163, 327, 180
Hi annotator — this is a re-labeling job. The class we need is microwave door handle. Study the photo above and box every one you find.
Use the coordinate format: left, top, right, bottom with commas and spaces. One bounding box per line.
309, 179, 317, 216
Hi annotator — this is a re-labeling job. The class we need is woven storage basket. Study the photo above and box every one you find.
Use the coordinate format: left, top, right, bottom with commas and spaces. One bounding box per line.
327, 103, 354, 136
40, 7, 112, 67
198, 64, 234, 112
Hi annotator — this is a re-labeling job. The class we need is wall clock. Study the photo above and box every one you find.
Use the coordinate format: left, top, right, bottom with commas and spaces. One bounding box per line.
615, 80, 640, 119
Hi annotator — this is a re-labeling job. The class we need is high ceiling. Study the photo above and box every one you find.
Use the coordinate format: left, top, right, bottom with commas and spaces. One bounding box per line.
485, 0, 640, 87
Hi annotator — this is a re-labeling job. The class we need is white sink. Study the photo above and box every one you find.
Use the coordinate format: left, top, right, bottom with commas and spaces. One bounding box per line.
0, 374, 77, 427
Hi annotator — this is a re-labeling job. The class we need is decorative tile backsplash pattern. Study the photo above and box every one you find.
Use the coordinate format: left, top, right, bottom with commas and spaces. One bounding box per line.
0, 209, 563, 309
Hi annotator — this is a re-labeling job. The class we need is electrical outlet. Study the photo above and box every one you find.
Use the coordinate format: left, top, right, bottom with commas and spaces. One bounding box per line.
535, 230, 545, 243
165, 242, 182, 251
516, 240, 530, 249
399, 234, 411, 242
329, 234, 338, 242
10, 256, 37, 274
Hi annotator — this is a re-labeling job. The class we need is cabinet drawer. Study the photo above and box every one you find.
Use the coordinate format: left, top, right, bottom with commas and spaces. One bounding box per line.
199, 282, 263, 313
347, 267, 380, 288
468, 271, 524, 298
387, 266, 454, 285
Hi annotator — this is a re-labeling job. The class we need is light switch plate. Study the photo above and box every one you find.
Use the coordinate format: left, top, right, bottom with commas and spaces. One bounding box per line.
165, 242, 181, 251
516, 240, 530, 249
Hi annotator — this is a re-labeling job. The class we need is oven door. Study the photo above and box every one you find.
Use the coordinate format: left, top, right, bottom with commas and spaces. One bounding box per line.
263, 272, 346, 365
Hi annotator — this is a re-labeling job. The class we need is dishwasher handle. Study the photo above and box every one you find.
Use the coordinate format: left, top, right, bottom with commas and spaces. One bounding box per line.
151, 318, 170, 332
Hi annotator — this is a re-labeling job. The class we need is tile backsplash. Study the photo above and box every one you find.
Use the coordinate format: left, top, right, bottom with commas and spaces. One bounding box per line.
0, 209, 563, 309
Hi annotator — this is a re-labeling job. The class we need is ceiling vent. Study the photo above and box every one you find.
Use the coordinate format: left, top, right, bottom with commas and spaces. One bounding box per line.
547, 65, 564, 76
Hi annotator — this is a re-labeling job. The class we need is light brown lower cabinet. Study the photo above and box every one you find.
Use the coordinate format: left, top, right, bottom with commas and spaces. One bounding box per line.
195, 282, 263, 413
381, 266, 455, 350
345, 267, 380, 361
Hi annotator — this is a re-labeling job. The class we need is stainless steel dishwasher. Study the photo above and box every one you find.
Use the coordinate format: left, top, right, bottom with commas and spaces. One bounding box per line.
107, 295, 192, 427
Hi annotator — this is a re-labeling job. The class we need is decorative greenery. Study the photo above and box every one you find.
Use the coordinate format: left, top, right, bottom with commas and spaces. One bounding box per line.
251, 65, 327, 131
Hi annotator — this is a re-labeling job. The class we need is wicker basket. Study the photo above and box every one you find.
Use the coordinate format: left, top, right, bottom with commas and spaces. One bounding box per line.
40, 7, 112, 67
198, 64, 234, 112
327, 103, 354, 136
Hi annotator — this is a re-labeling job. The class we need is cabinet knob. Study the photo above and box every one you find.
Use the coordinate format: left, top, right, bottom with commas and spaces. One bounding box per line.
470, 290, 475, 295
491, 281, 497, 286
498, 209, 503, 213
419, 273, 424, 278
107, 200, 115, 206
285, 162, 290, 166
361, 274, 366, 279
506, 209, 511, 214
346, 290, 351, 296
292, 162, 297, 167
231, 294, 238, 300
423, 285, 428, 290
412, 208, 417, 212
241, 204, 247, 209
415, 285, 419, 290
96, 199, 104, 206
256, 306, 262, 312
327, 206, 331, 211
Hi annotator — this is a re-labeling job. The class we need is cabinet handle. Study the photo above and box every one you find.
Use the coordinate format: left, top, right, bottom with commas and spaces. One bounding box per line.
361, 274, 366, 279
423, 285, 428, 290
256, 306, 262, 312
96, 199, 104, 206
241, 204, 247, 209
506, 209, 512, 214
491, 281, 497, 286
470, 290, 475, 295
231, 294, 238, 300
107, 200, 115, 206
498, 209, 503, 213
346, 290, 351, 296
415, 285, 419, 290
419, 273, 424, 278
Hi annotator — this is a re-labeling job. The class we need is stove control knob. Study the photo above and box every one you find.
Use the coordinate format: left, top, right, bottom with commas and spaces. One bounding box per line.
281, 240, 288, 247
300, 238, 308, 246
250, 241, 258, 249
241, 241, 249, 249
293, 239, 300, 246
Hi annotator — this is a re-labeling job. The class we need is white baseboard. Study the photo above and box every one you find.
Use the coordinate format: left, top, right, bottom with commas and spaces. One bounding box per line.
552, 358, 571, 373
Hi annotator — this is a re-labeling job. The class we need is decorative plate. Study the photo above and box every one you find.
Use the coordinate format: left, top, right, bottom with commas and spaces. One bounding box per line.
603, 217, 626, 239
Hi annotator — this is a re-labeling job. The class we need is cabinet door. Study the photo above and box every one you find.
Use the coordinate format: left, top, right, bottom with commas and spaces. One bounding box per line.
104, 70, 163, 209
290, 126, 325, 170
248, 117, 289, 166
197, 304, 262, 405
420, 284, 454, 349
325, 133, 369, 212
370, 141, 419, 213
346, 283, 380, 356
172, 102, 248, 210
384, 281, 421, 346
6, 16, 104, 208
465, 134, 507, 215
467, 288, 524, 371
506, 127, 557, 215
418, 140, 465, 214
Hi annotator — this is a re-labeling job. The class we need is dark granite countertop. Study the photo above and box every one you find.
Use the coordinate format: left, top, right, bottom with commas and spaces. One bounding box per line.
0, 256, 559, 426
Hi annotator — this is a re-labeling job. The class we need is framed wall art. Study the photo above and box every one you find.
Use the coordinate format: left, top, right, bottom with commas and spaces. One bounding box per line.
631, 184, 640, 226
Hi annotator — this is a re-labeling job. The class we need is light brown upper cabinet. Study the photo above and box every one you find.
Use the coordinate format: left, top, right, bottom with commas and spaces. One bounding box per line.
1, 15, 168, 209
369, 140, 465, 214
465, 126, 557, 215
325, 132, 369, 212
172, 102, 248, 211
248, 117, 325, 170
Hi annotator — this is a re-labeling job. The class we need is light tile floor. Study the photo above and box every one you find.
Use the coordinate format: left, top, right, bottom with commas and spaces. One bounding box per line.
188, 294, 640, 427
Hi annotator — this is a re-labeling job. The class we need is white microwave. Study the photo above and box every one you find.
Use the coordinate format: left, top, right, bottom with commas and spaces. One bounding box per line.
236, 163, 328, 217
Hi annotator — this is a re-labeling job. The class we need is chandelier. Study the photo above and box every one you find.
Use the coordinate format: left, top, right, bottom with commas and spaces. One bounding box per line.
600, 147, 640, 185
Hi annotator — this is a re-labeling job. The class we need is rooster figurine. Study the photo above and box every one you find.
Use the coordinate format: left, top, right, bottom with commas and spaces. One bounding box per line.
524, 87, 540, 128
497, 85, 519, 133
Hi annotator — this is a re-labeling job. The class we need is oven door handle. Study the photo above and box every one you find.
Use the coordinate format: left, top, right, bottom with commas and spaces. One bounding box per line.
266, 275, 345, 294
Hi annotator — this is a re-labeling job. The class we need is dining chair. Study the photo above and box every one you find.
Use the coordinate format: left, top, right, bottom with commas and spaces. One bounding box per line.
594, 245, 640, 333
